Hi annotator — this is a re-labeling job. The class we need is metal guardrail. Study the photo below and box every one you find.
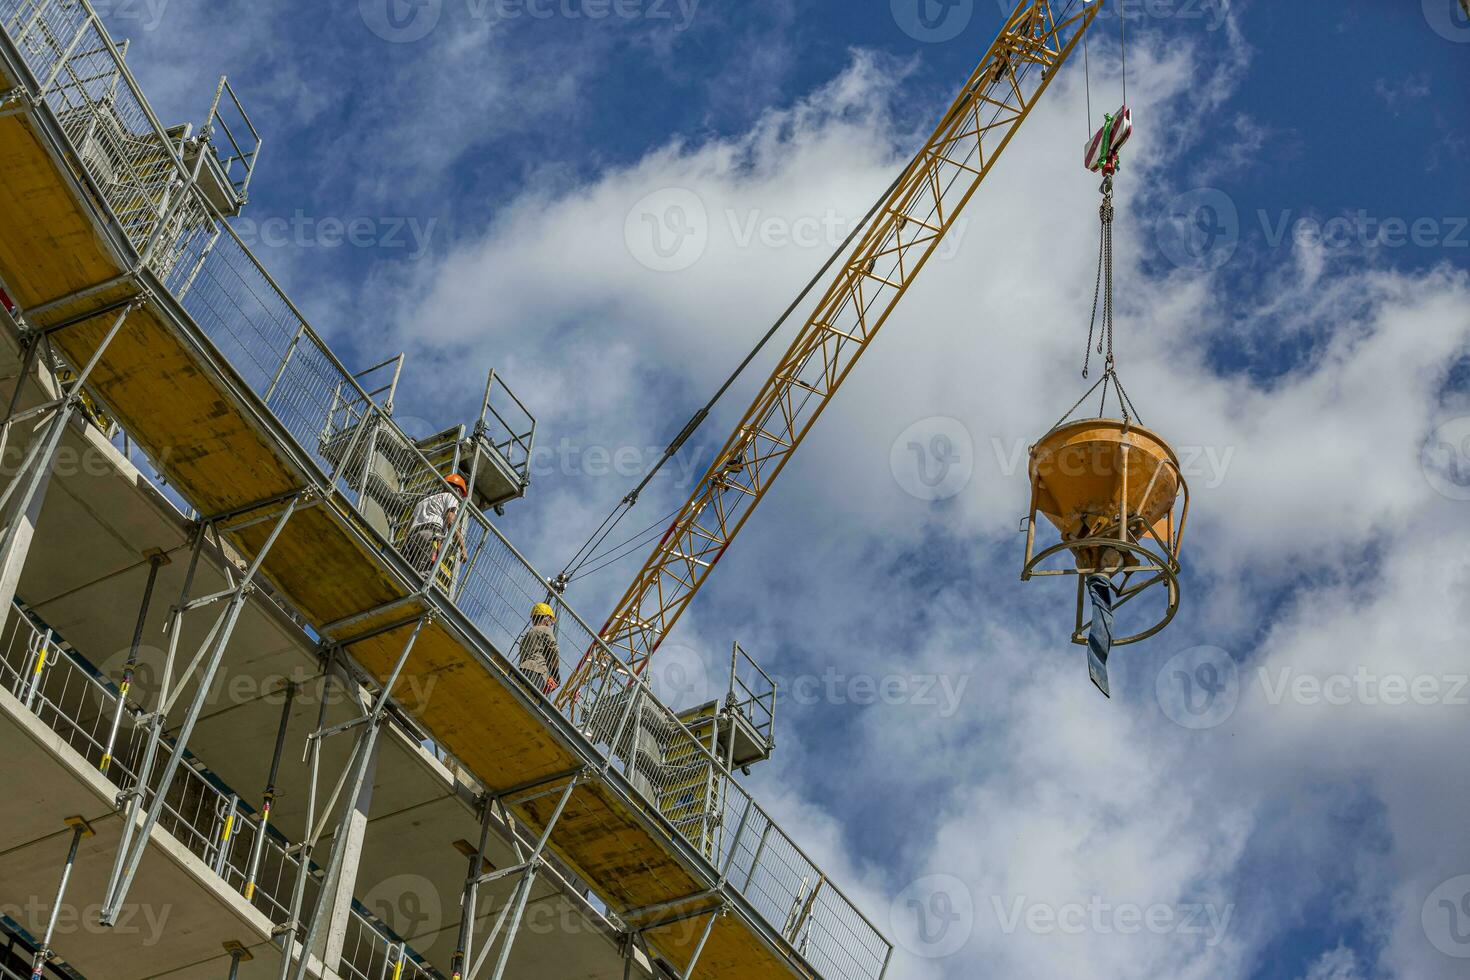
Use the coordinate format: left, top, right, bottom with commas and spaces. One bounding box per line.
480, 368, 536, 483
0, 4, 892, 976
731, 641, 777, 749
0, 604, 442, 980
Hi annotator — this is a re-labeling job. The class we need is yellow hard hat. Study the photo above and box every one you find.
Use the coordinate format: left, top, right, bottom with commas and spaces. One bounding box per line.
532, 602, 556, 621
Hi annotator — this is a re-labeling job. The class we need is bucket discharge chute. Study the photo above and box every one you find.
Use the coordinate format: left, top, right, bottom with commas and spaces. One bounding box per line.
1085, 574, 1115, 697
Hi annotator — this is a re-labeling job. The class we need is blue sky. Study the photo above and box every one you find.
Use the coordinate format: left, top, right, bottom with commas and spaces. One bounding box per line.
106, 2, 1469, 978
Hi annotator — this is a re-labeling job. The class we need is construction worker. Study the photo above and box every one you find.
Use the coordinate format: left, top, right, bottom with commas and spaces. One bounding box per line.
405, 473, 469, 577
518, 602, 561, 694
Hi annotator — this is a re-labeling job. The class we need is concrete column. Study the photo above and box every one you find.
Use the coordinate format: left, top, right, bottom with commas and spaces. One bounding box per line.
320, 733, 380, 971
0, 334, 62, 616
0, 444, 53, 614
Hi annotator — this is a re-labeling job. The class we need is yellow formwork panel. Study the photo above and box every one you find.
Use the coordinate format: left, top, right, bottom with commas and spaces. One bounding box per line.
231, 501, 408, 627
649, 914, 812, 980
346, 621, 703, 907
516, 780, 704, 908
49, 305, 298, 509
0, 70, 815, 980
0, 113, 122, 305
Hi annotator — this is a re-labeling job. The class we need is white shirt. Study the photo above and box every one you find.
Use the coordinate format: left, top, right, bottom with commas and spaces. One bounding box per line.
409, 490, 458, 532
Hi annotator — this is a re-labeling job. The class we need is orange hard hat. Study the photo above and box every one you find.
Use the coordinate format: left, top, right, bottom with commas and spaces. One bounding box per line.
446, 473, 468, 496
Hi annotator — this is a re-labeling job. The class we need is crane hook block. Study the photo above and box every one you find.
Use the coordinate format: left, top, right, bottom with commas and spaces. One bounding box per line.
1084, 105, 1132, 175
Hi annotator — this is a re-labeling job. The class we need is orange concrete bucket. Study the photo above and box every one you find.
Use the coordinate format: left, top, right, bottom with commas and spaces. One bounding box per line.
1021, 418, 1189, 645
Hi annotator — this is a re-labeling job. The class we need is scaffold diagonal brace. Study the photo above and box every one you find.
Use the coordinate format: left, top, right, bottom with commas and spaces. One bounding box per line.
99, 493, 305, 925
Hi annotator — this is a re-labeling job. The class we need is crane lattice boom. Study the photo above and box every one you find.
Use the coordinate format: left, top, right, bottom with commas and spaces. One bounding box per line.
563, 0, 1101, 703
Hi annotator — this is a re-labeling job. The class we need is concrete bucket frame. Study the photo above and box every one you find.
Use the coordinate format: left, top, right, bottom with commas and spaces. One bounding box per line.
1020, 418, 1190, 646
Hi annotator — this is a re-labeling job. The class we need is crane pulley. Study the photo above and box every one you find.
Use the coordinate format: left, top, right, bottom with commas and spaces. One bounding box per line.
559, 0, 1106, 709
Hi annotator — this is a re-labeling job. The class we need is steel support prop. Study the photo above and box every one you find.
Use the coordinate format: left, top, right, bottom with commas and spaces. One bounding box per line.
624, 905, 723, 980
464, 772, 583, 980
17, 624, 54, 712
449, 799, 495, 980
244, 681, 296, 901
286, 613, 433, 980
679, 908, 723, 980
29, 817, 94, 980
100, 494, 305, 924
223, 941, 252, 980
102, 522, 207, 899
101, 551, 167, 774
273, 672, 334, 980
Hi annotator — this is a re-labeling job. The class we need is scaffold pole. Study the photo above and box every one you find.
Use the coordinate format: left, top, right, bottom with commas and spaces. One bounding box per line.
101, 493, 305, 924
0, 303, 135, 560
465, 772, 583, 980
287, 612, 432, 980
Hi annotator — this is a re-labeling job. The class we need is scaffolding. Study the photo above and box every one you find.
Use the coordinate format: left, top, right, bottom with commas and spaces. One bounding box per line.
0, 603, 443, 980
0, 2, 891, 979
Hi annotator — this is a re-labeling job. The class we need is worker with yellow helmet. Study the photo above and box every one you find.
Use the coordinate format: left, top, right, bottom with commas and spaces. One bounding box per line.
518, 602, 561, 694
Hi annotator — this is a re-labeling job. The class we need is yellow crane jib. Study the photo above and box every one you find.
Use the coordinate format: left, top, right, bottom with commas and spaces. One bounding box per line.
560, 0, 1105, 708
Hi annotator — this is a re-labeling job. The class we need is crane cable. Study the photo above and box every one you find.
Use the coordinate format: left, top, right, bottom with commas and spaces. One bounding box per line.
553, 41, 1024, 589
1074, 0, 1138, 425
568, 505, 680, 584
557, 0, 1086, 590
552, 166, 904, 590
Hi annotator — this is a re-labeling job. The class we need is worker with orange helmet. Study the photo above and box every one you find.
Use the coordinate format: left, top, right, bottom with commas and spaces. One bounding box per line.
405, 472, 470, 578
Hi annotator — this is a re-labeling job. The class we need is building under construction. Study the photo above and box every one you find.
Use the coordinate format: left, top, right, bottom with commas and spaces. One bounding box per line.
0, 1, 1150, 978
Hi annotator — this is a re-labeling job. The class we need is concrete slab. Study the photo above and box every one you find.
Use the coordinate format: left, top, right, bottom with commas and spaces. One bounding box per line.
0, 682, 277, 980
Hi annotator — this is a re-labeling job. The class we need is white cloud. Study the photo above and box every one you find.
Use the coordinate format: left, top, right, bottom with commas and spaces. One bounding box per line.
1301, 945, 1364, 980
366, 14, 1470, 980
